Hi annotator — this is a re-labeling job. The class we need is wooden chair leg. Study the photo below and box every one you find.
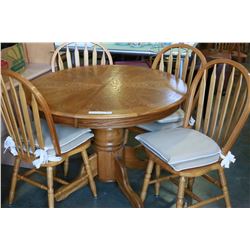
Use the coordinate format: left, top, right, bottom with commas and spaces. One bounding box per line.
123, 128, 129, 145
81, 150, 97, 198
187, 177, 195, 191
46, 167, 55, 208
218, 168, 231, 208
140, 159, 154, 202
53, 168, 57, 177
9, 157, 21, 205
155, 164, 161, 196
186, 177, 195, 207
63, 158, 69, 176
176, 176, 186, 208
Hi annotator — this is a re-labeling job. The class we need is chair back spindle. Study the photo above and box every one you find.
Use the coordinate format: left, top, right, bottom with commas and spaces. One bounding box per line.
66, 46, 72, 69
84, 44, 89, 66
74, 45, 80, 67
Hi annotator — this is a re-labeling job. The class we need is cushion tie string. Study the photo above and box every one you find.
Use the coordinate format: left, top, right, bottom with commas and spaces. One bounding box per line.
189, 116, 195, 126
32, 148, 62, 168
220, 151, 236, 168
4, 136, 18, 156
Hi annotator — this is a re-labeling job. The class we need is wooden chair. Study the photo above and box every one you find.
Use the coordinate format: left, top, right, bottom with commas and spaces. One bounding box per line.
129, 43, 207, 135
202, 43, 248, 63
136, 59, 250, 207
123, 44, 207, 169
231, 43, 248, 63
51, 42, 113, 72
51, 42, 113, 176
1, 70, 97, 208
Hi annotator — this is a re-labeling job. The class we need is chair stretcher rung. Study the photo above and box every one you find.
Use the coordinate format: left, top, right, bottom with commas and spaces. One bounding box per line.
17, 174, 48, 190
23, 168, 37, 177
54, 175, 89, 201
35, 170, 69, 185
170, 178, 203, 202
202, 174, 222, 188
149, 174, 178, 184
189, 194, 225, 208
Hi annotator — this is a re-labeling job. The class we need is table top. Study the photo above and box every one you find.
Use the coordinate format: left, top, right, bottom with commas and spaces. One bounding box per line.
32, 65, 187, 128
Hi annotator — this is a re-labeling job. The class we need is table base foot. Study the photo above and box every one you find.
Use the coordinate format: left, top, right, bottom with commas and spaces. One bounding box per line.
115, 156, 144, 208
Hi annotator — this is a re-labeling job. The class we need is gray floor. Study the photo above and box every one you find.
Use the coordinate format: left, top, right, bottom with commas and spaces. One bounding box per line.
1, 54, 250, 208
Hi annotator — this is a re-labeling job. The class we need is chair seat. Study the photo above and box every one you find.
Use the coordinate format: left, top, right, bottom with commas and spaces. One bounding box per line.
39, 120, 94, 156
137, 120, 183, 132
135, 128, 221, 171
136, 108, 184, 132
157, 108, 185, 123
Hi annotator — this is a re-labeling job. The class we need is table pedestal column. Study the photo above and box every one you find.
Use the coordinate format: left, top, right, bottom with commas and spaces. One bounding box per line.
93, 128, 123, 182
93, 128, 143, 207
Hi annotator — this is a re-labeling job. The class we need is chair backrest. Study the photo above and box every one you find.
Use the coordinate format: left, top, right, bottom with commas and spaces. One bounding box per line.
214, 43, 236, 52
152, 43, 207, 89
51, 42, 113, 72
183, 59, 250, 153
1, 70, 61, 162
238, 43, 249, 54
215, 43, 249, 62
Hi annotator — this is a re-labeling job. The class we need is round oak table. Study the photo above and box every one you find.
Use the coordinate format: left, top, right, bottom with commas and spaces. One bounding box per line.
32, 65, 187, 207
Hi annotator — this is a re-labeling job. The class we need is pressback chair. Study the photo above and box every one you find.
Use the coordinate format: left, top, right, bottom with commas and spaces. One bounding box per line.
1, 70, 97, 208
136, 59, 250, 207
134, 43, 207, 133
51, 42, 113, 176
51, 42, 113, 72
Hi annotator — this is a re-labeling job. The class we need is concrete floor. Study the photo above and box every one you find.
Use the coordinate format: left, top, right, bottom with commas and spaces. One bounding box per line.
1, 52, 250, 208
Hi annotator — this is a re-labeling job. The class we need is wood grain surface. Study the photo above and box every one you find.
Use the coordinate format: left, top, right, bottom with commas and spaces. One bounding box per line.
32, 65, 187, 128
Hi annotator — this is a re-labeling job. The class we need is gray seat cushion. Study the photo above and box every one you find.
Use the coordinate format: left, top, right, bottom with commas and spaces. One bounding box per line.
157, 108, 184, 123
135, 128, 221, 171
137, 108, 184, 132
38, 119, 94, 156
137, 120, 183, 132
